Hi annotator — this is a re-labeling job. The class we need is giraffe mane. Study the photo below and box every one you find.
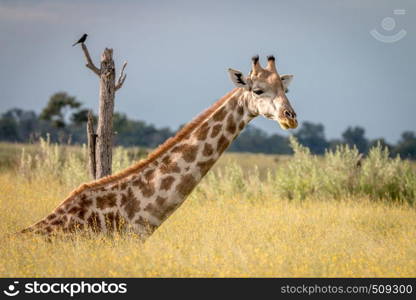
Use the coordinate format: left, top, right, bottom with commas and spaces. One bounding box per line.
64, 88, 238, 201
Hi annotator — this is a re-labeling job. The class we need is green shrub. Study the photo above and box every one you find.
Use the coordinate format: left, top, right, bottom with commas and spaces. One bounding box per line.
17, 137, 139, 189
271, 137, 416, 204
360, 145, 415, 203
273, 137, 321, 200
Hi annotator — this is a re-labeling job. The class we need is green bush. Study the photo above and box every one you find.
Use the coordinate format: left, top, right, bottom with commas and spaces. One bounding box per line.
360, 145, 415, 203
271, 137, 416, 204
17, 136, 142, 189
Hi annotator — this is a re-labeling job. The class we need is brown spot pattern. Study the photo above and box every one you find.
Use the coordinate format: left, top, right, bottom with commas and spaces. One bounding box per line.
76, 207, 87, 220
203, 143, 214, 156
145, 200, 180, 221
195, 122, 210, 140
110, 184, 119, 191
132, 176, 155, 197
172, 144, 199, 163
121, 187, 141, 219
47, 214, 56, 220
64, 202, 72, 210
63, 195, 91, 220
161, 176, 175, 190
62, 215, 68, 223
144, 169, 155, 181
213, 106, 227, 121
176, 174, 197, 197
197, 159, 216, 176
238, 121, 245, 131
51, 218, 63, 226
96, 193, 117, 209
182, 145, 198, 162
162, 156, 170, 164
79, 194, 93, 207
182, 145, 198, 163
217, 135, 230, 154
226, 114, 237, 134
160, 156, 180, 174
171, 145, 184, 153
228, 98, 238, 110
211, 124, 222, 138
237, 105, 244, 115
144, 203, 161, 219
156, 196, 167, 206
68, 206, 80, 214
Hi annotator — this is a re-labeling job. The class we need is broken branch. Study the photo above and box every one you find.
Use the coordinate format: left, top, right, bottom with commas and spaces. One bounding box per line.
81, 43, 100, 76
115, 61, 127, 91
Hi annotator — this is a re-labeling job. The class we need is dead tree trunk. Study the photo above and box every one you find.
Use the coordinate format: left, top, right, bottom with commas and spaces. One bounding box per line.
87, 111, 97, 179
80, 43, 127, 179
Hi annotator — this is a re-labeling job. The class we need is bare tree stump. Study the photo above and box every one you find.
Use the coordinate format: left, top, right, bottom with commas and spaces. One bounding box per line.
87, 111, 97, 179
96, 48, 116, 178
79, 43, 127, 179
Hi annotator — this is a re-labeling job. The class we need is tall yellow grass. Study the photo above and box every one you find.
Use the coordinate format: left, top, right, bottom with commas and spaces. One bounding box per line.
0, 140, 415, 277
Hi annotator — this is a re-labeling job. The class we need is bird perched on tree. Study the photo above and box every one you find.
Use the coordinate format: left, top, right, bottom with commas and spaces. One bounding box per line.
72, 33, 88, 47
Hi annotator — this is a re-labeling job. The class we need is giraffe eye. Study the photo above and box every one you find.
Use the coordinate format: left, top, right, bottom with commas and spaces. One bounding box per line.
253, 89, 264, 95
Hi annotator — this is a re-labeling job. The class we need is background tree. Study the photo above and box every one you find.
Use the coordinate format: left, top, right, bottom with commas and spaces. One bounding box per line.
230, 126, 270, 153
40, 92, 82, 128
0, 113, 19, 142
294, 121, 329, 154
113, 112, 173, 147
70, 109, 90, 126
230, 126, 291, 154
0, 109, 42, 142
342, 126, 369, 153
1, 103, 416, 159
394, 131, 416, 159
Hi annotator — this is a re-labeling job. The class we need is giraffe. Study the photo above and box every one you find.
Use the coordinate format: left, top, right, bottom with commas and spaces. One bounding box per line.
21, 55, 298, 238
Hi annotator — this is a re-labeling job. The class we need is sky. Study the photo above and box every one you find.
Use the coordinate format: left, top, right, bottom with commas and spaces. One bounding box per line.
0, 0, 415, 143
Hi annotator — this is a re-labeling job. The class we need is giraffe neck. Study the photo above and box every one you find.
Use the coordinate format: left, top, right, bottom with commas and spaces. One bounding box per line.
139, 88, 253, 231
22, 88, 254, 237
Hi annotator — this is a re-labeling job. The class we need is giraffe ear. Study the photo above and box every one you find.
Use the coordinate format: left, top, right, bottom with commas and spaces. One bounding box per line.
228, 68, 250, 89
280, 74, 294, 93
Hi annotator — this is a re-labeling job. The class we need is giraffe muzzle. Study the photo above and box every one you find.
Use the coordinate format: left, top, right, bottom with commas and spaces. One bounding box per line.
278, 110, 298, 129
279, 119, 298, 130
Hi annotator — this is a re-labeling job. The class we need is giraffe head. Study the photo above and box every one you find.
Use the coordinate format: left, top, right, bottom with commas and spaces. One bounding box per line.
228, 55, 298, 129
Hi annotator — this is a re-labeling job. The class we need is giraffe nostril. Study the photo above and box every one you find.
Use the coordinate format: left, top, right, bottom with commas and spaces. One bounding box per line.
284, 110, 292, 118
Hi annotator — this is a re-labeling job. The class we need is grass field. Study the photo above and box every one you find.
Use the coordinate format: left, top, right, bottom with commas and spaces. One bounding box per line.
0, 139, 415, 277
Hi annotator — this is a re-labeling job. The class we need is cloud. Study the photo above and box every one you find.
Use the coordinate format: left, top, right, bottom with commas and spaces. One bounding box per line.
0, 1, 129, 25
0, 2, 60, 23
